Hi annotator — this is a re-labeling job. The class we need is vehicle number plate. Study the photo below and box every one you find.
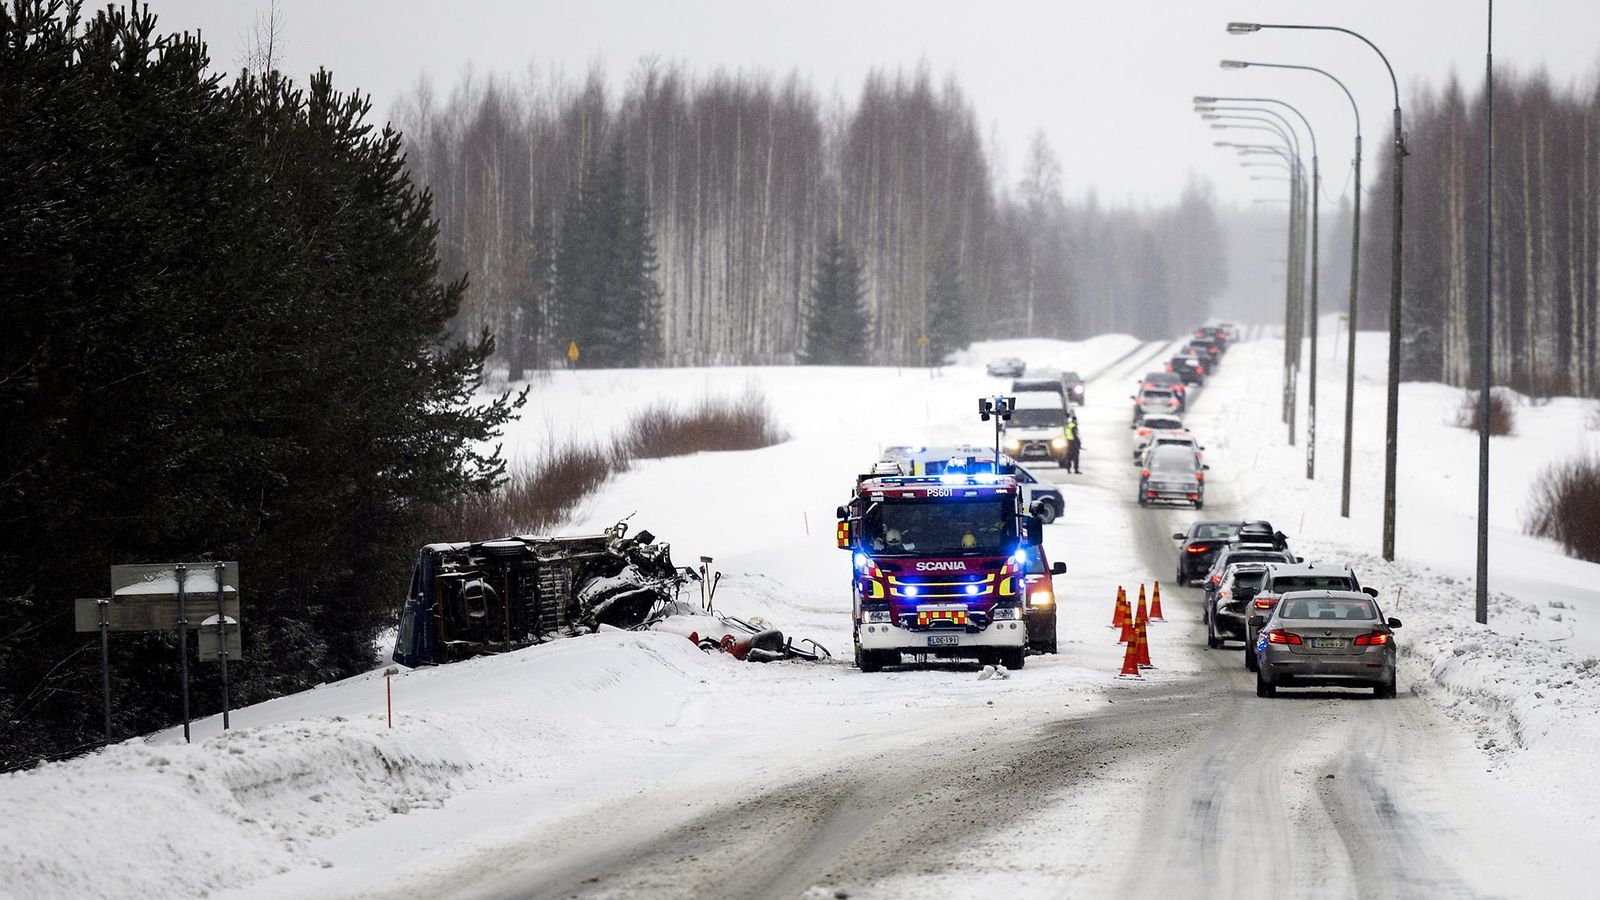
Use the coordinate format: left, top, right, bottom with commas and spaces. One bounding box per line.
927, 635, 960, 646
1312, 638, 1345, 649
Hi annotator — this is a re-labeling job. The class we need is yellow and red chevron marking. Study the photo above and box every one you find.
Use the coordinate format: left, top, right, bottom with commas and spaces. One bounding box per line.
916, 609, 969, 627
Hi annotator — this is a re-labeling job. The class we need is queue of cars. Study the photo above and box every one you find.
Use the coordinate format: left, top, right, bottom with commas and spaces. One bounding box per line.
1174, 519, 1402, 699
1130, 325, 1232, 509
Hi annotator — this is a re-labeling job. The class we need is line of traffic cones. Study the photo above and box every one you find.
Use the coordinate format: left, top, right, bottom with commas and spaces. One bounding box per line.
1113, 581, 1161, 679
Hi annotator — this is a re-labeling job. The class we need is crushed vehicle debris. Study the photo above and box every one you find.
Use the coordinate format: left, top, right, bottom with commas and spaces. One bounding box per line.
394, 520, 828, 666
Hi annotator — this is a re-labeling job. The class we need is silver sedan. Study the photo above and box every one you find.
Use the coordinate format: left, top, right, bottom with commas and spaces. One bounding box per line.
1252, 590, 1401, 698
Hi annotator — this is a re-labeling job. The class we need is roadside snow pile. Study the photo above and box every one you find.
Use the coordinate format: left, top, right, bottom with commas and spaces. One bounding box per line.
0, 631, 729, 900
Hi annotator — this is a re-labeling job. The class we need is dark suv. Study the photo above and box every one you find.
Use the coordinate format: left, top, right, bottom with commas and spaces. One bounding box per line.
1168, 354, 1207, 385
1205, 562, 1270, 648
1172, 520, 1243, 585
1243, 562, 1378, 670
1200, 543, 1297, 602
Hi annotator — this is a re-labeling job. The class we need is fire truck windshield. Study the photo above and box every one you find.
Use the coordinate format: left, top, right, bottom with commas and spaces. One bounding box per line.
861, 497, 1014, 557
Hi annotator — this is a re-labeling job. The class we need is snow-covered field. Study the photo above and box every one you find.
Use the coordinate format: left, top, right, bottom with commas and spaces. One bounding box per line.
3, 327, 1598, 899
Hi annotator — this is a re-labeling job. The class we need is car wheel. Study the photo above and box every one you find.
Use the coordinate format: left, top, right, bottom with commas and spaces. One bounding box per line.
1244, 643, 1258, 672
1205, 615, 1222, 649
1001, 647, 1026, 670
1175, 568, 1186, 587
1194, 499, 1205, 510
1036, 501, 1058, 524
855, 645, 885, 673
1375, 673, 1397, 698
1255, 668, 1276, 697
1138, 497, 1149, 507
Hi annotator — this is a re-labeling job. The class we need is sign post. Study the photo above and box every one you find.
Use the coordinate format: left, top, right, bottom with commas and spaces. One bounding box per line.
97, 599, 111, 741
176, 564, 191, 743
213, 561, 230, 730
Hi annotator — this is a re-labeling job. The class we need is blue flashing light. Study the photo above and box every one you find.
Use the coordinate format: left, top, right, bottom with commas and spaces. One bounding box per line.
965, 584, 982, 596
904, 585, 920, 597
854, 552, 871, 572
1011, 547, 1028, 566
939, 473, 967, 485
971, 473, 999, 484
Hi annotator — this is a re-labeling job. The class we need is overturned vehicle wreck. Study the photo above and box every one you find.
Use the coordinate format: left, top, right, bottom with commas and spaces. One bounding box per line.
393, 521, 828, 666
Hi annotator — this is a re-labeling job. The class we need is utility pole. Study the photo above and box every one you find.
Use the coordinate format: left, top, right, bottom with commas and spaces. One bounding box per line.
1475, 0, 1493, 625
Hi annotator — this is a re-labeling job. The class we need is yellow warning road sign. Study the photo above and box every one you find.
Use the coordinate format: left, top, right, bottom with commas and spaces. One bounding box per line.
567, 341, 580, 364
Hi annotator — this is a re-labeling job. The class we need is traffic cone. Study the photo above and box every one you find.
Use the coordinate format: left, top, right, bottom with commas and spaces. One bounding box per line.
1111, 586, 1127, 629
1117, 589, 1135, 644
1135, 584, 1149, 629
1135, 615, 1154, 669
1150, 581, 1166, 622
1117, 631, 1143, 679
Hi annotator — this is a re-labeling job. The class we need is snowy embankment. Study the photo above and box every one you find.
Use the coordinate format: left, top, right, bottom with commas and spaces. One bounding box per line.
1195, 325, 1600, 824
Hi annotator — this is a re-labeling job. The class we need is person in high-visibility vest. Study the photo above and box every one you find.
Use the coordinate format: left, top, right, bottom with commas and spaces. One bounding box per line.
1064, 413, 1083, 474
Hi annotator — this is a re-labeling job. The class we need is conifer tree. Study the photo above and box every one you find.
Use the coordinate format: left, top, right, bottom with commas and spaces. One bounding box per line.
924, 239, 969, 363
803, 231, 868, 364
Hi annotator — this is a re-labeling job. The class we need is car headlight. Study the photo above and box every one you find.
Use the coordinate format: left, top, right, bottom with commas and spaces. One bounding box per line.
991, 605, 1022, 620
1051, 437, 1067, 448
1029, 590, 1054, 606
1005, 438, 1022, 449
862, 610, 891, 624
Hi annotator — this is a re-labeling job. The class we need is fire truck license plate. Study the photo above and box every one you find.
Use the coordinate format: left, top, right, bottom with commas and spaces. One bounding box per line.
927, 635, 960, 646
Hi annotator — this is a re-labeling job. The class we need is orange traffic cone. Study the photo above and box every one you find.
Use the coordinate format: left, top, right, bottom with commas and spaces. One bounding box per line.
1135, 615, 1154, 669
1135, 584, 1149, 629
1117, 590, 1135, 644
1111, 586, 1127, 629
1117, 630, 1143, 679
1150, 580, 1166, 622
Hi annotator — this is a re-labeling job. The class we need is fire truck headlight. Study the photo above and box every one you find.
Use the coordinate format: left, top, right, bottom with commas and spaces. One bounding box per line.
1030, 589, 1054, 606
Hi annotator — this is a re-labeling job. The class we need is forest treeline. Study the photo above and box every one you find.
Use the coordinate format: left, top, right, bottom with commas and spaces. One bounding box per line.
393, 64, 1229, 369
0, 1, 517, 768
1360, 70, 1600, 396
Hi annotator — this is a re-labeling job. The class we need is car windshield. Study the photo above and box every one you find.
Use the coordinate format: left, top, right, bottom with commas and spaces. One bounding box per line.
1230, 570, 1267, 589
1226, 552, 1286, 566
1194, 523, 1240, 540
1148, 446, 1196, 471
1010, 408, 1064, 428
1143, 418, 1183, 430
1280, 597, 1378, 620
861, 498, 1014, 557
1145, 373, 1180, 384
1271, 574, 1357, 592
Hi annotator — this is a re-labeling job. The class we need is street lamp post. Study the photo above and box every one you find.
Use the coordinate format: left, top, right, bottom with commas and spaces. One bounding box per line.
1217, 138, 1304, 431
1230, 20, 1405, 561
1206, 93, 1322, 475
1210, 67, 1365, 512
1476, 1, 1493, 624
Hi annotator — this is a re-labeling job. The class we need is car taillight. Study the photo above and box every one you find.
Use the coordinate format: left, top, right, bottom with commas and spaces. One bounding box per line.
1147, 490, 1157, 498
1196, 366, 1206, 374
1185, 545, 1209, 553
1211, 574, 1222, 585
1266, 629, 1301, 645
1353, 632, 1390, 646
1141, 469, 1151, 478
1195, 471, 1204, 482
1253, 597, 1276, 609
1188, 493, 1198, 500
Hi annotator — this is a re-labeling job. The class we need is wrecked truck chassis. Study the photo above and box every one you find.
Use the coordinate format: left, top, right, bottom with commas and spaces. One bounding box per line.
393, 523, 683, 667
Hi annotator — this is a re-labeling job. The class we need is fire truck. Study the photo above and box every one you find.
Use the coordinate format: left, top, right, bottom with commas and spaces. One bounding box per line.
836, 469, 1059, 671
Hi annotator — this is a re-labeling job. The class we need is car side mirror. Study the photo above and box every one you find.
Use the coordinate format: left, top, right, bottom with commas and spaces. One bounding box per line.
1201, 464, 1210, 471
1295, 556, 1305, 563
1025, 515, 1044, 546
1051, 561, 1067, 575
1172, 532, 1185, 541
1362, 586, 1379, 598
1387, 617, 1402, 629
835, 505, 848, 519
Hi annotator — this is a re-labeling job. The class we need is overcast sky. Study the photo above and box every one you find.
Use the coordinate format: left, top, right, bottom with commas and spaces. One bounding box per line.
151, 0, 1598, 209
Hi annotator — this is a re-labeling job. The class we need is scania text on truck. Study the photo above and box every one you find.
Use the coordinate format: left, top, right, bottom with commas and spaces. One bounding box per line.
837, 471, 1048, 672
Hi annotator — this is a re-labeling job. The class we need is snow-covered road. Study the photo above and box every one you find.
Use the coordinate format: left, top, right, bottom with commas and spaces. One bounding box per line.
6, 330, 1598, 899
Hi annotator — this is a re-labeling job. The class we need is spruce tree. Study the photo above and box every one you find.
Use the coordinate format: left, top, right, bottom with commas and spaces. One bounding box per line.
803, 231, 868, 365
925, 239, 969, 363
